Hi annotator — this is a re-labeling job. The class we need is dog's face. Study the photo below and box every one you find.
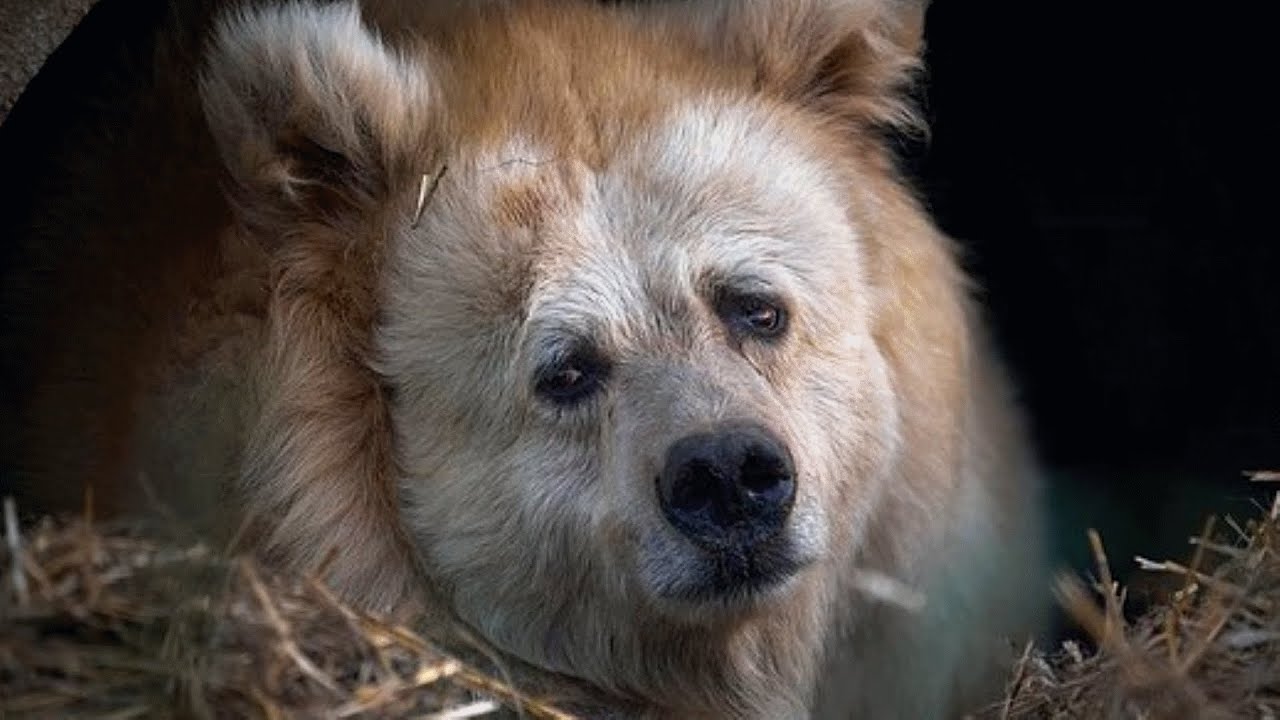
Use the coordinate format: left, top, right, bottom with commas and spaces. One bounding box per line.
202, 0, 925, 696
380, 97, 901, 626
373, 26, 911, 684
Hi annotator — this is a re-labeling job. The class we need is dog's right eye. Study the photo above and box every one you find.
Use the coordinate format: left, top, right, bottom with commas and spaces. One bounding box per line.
535, 349, 609, 406
716, 290, 789, 343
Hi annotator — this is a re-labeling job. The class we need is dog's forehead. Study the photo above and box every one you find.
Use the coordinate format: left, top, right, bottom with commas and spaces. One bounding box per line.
610, 99, 851, 247
462, 98, 847, 250
407, 94, 854, 338
465, 134, 583, 233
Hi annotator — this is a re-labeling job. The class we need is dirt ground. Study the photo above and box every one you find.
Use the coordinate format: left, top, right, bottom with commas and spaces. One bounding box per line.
0, 0, 96, 123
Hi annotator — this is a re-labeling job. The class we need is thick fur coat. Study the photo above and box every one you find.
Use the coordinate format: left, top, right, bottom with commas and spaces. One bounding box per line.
1, 1, 1047, 717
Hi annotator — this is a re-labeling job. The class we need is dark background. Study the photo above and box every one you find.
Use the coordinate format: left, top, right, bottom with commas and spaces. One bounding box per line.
919, 0, 1274, 471
911, 1, 1276, 580
2, 0, 1277, 598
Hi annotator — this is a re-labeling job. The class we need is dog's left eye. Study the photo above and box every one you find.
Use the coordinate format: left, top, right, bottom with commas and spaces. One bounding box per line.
719, 293, 789, 341
535, 349, 609, 406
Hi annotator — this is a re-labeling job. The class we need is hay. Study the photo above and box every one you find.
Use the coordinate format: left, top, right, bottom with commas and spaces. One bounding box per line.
6, 477, 1279, 719
979, 472, 1280, 719
0, 498, 575, 720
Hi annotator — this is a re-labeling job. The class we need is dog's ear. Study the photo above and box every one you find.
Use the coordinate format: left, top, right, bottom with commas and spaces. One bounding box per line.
638, 0, 927, 131
199, 3, 427, 607
200, 2, 434, 227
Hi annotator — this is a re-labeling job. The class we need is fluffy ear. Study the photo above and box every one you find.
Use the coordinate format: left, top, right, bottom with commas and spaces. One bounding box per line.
643, 0, 927, 131
198, 3, 428, 608
199, 2, 432, 225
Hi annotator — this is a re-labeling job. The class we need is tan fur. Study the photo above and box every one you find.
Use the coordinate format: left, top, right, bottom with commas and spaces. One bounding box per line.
2, 1, 1048, 717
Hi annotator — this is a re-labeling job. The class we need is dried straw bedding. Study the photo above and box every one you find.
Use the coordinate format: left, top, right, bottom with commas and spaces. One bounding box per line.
3, 476, 1278, 718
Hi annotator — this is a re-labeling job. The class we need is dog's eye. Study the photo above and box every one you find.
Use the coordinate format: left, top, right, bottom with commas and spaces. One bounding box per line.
719, 293, 789, 341
535, 349, 609, 406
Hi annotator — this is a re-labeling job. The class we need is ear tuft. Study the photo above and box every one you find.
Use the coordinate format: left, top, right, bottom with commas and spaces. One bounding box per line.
200, 2, 432, 223
789, 0, 927, 133
641, 0, 928, 134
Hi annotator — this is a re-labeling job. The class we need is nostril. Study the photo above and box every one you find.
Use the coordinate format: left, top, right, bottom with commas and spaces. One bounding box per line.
667, 461, 716, 513
739, 448, 791, 495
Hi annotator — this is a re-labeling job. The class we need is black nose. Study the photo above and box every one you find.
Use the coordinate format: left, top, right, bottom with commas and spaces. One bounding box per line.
657, 424, 796, 549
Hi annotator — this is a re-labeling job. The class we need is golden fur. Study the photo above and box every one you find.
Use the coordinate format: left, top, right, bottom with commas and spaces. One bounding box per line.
2, 1, 1047, 716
